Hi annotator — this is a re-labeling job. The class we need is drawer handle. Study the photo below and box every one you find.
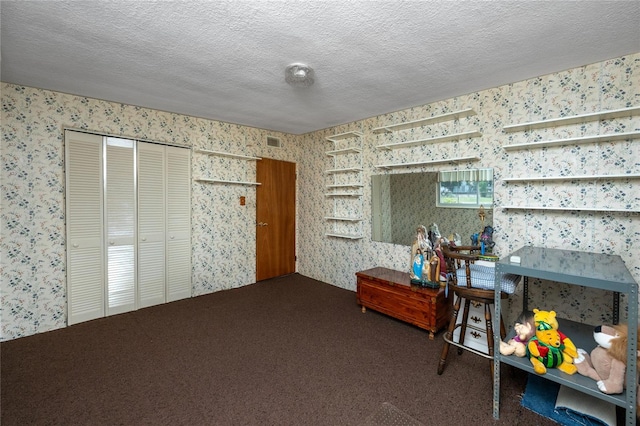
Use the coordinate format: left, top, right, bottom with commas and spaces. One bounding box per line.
471, 331, 482, 339
471, 315, 481, 323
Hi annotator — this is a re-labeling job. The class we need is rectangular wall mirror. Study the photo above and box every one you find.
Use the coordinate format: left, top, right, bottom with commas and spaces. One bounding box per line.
371, 169, 493, 246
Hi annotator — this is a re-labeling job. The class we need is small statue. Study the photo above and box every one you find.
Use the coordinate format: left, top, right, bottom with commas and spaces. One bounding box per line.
428, 223, 443, 249
410, 225, 431, 280
480, 225, 495, 250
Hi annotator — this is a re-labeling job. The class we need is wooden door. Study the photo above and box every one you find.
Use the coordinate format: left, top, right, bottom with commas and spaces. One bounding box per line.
256, 158, 296, 281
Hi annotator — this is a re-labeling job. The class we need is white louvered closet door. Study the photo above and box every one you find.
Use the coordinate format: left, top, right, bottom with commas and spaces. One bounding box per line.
65, 131, 105, 325
105, 137, 136, 315
166, 146, 191, 302
137, 142, 167, 308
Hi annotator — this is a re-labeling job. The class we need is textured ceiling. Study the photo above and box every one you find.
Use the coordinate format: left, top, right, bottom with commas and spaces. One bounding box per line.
1, 1, 639, 135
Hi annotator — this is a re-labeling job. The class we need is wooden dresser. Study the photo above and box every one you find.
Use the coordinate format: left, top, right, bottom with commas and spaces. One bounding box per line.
356, 267, 451, 339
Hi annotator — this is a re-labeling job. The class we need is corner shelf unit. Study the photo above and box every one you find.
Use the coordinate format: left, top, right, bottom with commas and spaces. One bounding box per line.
324, 131, 364, 240
493, 246, 638, 425
501, 106, 640, 212
372, 108, 482, 169
193, 148, 262, 186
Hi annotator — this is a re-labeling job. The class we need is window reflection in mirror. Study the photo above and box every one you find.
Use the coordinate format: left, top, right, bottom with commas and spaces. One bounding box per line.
371, 169, 493, 246
437, 169, 493, 208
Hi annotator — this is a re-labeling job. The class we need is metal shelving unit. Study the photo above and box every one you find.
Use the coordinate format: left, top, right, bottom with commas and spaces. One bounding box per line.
493, 246, 638, 425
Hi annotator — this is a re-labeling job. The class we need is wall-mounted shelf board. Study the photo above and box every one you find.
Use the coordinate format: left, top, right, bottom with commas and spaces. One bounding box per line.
503, 106, 640, 133
376, 130, 482, 150
194, 178, 261, 186
326, 183, 364, 189
502, 131, 640, 151
502, 173, 640, 182
194, 149, 261, 161
325, 233, 363, 239
372, 108, 477, 134
326, 131, 364, 142
325, 192, 362, 197
501, 205, 640, 213
325, 167, 363, 174
324, 216, 363, 222
326, 147, 362, 156
375, 156, 480, 169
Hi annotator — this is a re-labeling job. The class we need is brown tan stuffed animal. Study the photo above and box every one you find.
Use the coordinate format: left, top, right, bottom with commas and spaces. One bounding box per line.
500, 321, 535, 357
575, 324, 640, 411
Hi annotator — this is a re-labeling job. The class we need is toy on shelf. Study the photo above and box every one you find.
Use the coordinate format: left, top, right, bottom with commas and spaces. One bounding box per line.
575, 324, 640, 407
500, 313, 535, 357
527, 309, 579, 375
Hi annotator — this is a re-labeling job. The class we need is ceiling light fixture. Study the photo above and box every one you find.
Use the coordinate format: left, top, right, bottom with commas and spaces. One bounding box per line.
285, 63, 315, 87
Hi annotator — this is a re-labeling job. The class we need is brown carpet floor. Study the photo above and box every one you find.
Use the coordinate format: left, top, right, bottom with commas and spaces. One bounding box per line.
1, 273, 555, 425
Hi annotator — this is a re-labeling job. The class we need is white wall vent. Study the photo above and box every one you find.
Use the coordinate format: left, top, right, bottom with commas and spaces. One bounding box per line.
266, 136, 282, 147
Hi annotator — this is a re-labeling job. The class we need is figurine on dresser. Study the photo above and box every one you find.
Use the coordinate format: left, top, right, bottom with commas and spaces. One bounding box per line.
410, 225, 442, 287
410, 225, 431, 281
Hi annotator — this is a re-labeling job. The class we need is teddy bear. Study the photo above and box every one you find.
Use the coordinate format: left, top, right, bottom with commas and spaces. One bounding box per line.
500, 315, 535, 357
574, 324, 640, 407
532, 308, 579, 359
526, 309, 579, 375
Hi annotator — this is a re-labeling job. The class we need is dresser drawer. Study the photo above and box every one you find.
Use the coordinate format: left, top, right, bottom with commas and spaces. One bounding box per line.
451, 297, 495, 354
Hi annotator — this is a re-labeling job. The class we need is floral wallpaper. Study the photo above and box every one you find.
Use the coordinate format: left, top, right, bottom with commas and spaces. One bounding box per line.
2, 52, 639, 341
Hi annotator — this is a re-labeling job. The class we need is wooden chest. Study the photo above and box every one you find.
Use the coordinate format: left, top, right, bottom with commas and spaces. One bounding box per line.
356, 267, 451, 339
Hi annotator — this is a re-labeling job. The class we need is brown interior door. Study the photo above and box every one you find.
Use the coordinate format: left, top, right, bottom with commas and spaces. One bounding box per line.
256, 158, 296, 281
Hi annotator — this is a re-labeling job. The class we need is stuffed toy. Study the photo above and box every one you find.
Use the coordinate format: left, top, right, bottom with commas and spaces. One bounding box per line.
532, 308, 579, 359
500, 321, 535, 357
526, 309, 579, 375
575, 324, 640, 406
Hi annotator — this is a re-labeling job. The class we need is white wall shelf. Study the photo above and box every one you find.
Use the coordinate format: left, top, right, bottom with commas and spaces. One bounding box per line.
325, 167, 363, 174
376, 130, 482, 150
502, 131, 640, 151
325, 131, 364, 240
326, 183, 364, 189
502, 173, 640, 182
194, 148, 261, 161
325, 192, 362, 197
326, 147, 362, 156
503, 106, 640, 133
193, 148, 261, 185
325, 233, 363, 240
325, 131, 364, 142
194, 178, 261, 186
501, 106, 640, 214
374, 156, 480, 170
500, 205, 640, 213
372, 108, 477, 134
